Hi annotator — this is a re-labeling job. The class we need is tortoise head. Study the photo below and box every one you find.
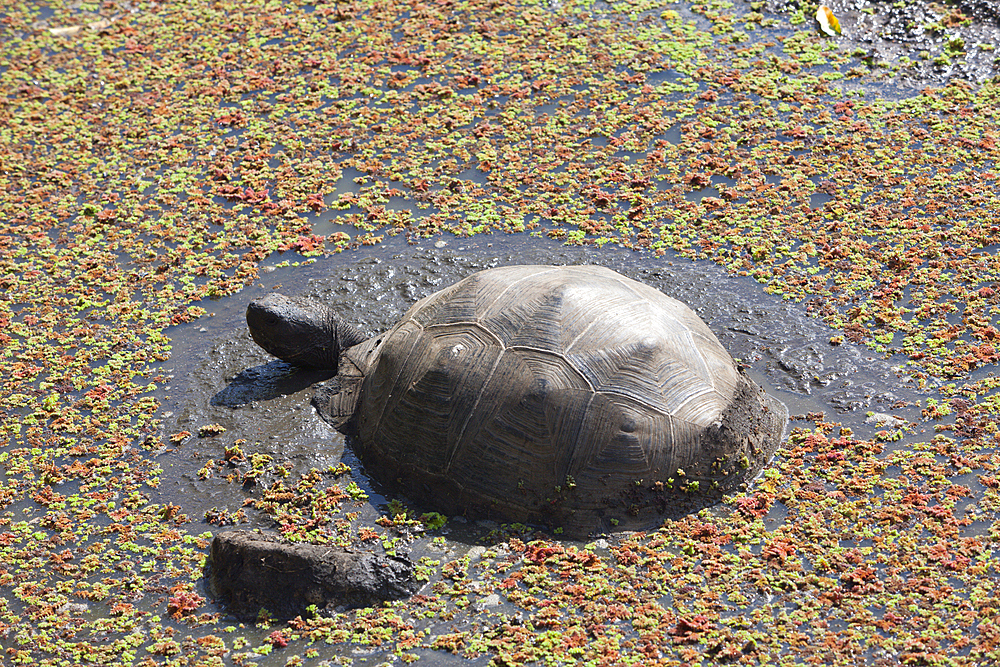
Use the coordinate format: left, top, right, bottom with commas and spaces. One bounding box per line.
246, 293, 366, 370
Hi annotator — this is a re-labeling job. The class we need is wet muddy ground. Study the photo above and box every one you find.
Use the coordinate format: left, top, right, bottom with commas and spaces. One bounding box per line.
752, 0, 1000, 88
156, 235, 922, 519
152, 234, 933, 663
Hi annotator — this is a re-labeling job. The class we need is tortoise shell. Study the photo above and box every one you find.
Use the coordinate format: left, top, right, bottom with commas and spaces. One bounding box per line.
342, 265, 785, 536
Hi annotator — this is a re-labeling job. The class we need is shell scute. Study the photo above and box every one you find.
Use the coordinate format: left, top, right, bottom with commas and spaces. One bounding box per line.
361, 323, 502, 474
407, 274, 482, 327
566, 331, 730, 423
443, 351, 593, 494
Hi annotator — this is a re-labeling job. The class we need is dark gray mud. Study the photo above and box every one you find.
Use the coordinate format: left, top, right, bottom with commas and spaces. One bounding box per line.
153, 234, 925, 532
151, 235, 929, 663
763, 0, 1000, 87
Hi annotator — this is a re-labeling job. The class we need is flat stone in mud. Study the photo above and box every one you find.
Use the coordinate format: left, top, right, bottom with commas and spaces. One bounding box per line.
208, 530, 418, 619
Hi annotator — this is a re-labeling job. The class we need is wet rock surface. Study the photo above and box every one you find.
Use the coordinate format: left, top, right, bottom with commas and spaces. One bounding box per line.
208, 530, 419, 619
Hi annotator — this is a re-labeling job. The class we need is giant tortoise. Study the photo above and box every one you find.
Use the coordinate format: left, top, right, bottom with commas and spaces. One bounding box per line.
246, 265, 786, 536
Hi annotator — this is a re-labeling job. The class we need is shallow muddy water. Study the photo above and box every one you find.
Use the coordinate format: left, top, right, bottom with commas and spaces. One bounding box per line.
751, 0, 1000, 90
156, 235, 923, 514
150, 233, 930, 663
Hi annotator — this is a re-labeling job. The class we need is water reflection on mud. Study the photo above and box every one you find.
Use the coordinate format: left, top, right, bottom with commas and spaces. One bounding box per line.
153, 234, 925, 531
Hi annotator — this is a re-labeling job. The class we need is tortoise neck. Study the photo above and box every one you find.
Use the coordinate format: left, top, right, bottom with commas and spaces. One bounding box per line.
333, 317, 366, 348
326, 313, 366, 370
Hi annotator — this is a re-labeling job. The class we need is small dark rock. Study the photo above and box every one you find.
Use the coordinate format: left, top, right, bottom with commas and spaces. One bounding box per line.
208, 530, 418, 619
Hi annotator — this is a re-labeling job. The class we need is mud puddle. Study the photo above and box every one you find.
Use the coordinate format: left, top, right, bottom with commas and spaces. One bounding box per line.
769, 0, 1000, 88
153, 233, 925, 528
148, 234, 932, 662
